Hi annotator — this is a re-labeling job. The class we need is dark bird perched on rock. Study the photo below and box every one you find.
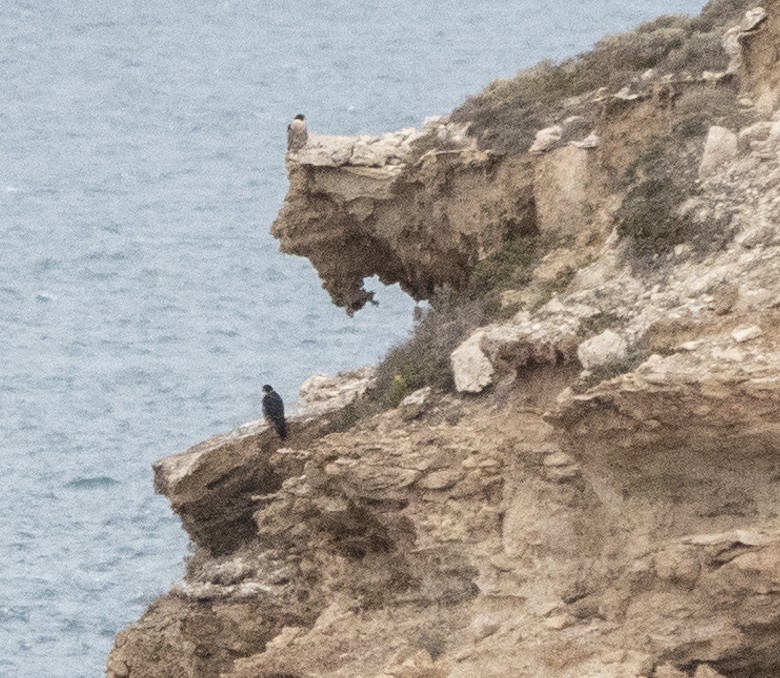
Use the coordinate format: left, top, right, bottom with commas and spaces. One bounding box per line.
262, 384, 287, 441
287, 114, 308, 151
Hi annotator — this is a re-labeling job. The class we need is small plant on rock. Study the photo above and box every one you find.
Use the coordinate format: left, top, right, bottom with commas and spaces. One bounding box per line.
467, 235, 538, 298
372, 287, 491, 406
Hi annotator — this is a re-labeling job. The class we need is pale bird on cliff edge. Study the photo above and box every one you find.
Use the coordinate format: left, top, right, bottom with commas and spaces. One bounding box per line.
287, 114, 308, 152
262, 384, 287, 441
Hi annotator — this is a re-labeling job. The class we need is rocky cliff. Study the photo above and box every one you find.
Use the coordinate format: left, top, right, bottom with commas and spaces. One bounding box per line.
108, 2, 780, 677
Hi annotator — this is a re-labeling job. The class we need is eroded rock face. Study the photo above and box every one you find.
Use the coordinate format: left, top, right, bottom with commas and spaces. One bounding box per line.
109, 4, 780, 677
272, 120, 612, 315
272, 127, 539, 313
109, 360, 780, 678
296, 367, 375, 418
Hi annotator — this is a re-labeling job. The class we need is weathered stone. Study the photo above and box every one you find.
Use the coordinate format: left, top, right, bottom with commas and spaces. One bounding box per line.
731, 325, 762, 342
700, 127, 739, 178
742, 6, 768, 32
577, 330, 628, 370
291, 134, 358, 166
713, 284, 739, 315
297, 368, 375, 418
561, 115, 590, 140
112, 5, 780, 677
571, 131, 599, 149
739, 121, 773, 152
613, 86, 643, 101
399, 386, 432, 420
418, 469, 464, 490
529, 125, 563, 153
534, 144, 598, 238
274, 125, 537, 313
542, 451, 575, 467
451, 330, 494, 393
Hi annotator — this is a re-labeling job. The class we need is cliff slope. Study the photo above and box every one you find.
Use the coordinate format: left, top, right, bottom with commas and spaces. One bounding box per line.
108, 2, 780, 677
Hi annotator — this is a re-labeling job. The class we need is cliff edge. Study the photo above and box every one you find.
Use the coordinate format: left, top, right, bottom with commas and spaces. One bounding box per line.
108, 2, 780, 677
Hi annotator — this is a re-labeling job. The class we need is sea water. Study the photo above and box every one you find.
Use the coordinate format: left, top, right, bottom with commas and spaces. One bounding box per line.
0, 1, 707, 675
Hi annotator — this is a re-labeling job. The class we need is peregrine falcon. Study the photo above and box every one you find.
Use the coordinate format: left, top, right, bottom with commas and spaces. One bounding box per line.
287, 114, 308, 152
262, 384, 287, 441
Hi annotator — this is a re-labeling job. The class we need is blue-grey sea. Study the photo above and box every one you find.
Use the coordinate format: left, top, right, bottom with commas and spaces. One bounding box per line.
1, 1, 707, 675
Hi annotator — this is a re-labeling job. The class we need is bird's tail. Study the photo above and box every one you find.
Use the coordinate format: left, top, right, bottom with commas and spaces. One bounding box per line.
277, 420, 288, 441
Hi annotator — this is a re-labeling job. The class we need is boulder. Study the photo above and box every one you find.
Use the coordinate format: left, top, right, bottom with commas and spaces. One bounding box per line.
399, 386, 432, 420
699, 126, 738, 179
572, 132, 599, 149
297, 368, 375, 418
529, 125, 563, 153
731, 325, 762, 343
577, 330, 628, 370
451, 330, 494, 393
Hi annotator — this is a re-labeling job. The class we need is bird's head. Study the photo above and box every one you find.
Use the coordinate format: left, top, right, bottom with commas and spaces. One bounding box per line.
294, 114, 305, 121
262, 384, 273, 393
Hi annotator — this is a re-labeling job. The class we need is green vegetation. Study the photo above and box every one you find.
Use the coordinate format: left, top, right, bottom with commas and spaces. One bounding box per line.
673, 84, 751, 138
662, 30, 728, 75
578, 311, 623, 337
451, 0, 754, 153
691, 0, 760, 32
467, 235, 538, 298
616, 175, 696, 256
372, 287, 493, 407
615, 82, 746, 257
530, 266, 578, 312
616, 129, 697, 257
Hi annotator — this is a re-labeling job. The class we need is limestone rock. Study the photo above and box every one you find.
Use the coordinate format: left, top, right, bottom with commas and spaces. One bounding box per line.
713, 284, 739, 315
561, 115, 590, 140
576, 330, 628, 370
399, 386, 432, 420
571, 131, 599, 149
694, 665, 728, 678
723, 17, 754, 74
542, 450, 581, 482
418, 468, 464, 490
742, 6, 768, 32
291, 134, 358, 166
529, 125, 563, 153
297, 367, 375, 418
738, 120, 773, 152
534, 144, 599, 238
731, 325, 762, 342
699, 126, 738, 179
273, 124, 536, 313
451, 330, 494, 393
111, 5, 780, 677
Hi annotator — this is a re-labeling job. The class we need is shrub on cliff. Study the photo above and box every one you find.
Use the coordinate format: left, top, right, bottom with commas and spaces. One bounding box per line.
616, 175, 696, 256
616, 80, 746, 256
452, 20, 691, 152
662, 30, 728, 75
451, 4, 747, 153
692, 0, 759, 32
615, 130, 700, 256
373, 288, 490, 406
467, 235, 537, 298
673, 84, 750, 138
